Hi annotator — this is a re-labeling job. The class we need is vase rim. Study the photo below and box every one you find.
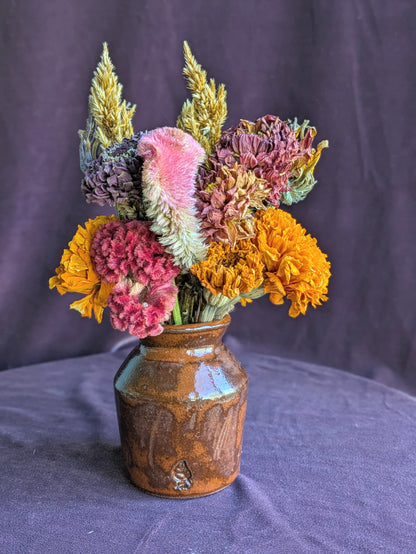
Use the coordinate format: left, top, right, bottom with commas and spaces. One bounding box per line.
162, 314, 231, 334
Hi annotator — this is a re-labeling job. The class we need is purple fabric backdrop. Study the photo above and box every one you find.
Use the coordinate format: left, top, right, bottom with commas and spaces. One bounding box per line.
1, 1, 415, 391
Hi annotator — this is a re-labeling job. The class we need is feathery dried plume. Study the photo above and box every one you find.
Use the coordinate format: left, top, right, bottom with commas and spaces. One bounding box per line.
176, 41, 227, 156
138, 127, 207, 270
87, 42, 136, 149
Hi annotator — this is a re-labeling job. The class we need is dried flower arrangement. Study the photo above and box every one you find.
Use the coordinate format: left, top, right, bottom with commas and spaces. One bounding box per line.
50, 42, 331, 338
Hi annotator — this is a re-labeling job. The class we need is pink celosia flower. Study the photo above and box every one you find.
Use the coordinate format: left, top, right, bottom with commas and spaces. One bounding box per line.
107, 278, 178, 338
90, 220, 180, 284
90, 219, 180, 338
138, 127, 207, 269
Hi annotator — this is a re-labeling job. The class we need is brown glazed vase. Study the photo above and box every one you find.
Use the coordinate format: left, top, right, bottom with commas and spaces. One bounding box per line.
114, 315, 248, 498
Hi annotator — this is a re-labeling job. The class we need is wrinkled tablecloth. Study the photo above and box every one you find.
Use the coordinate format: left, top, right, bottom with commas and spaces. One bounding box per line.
1, 341, 415, 553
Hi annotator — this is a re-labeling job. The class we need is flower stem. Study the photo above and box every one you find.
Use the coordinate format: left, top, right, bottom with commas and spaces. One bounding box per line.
172, 282, 183, 325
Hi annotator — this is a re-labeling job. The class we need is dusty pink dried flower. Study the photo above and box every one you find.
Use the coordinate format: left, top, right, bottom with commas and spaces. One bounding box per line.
107, 278, 177, 338
91, 219, 180, 338
90, 220, 180, 284
209, 115, 312, 206
196, 164, 269, 246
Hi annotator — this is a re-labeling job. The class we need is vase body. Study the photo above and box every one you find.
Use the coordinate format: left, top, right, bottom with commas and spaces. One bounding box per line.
114, 315, 248, 498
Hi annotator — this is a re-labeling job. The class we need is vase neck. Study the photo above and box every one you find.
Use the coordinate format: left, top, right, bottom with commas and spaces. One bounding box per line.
141, 316, 230, 350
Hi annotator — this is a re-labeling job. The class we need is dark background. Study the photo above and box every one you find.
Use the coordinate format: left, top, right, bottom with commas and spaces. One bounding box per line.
1, 1, 415, 392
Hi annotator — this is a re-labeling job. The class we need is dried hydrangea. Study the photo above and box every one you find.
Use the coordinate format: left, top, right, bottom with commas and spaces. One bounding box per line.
81, 133, 144, 216
209, 115, 313, 206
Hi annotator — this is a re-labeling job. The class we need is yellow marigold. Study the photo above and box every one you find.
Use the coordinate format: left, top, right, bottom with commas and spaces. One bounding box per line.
49, 215, 117, 322
190, 240, 264, 299
254, 208, 331, 317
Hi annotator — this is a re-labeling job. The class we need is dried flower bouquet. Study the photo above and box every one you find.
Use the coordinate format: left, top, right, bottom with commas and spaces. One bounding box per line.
50, 42, 331, 339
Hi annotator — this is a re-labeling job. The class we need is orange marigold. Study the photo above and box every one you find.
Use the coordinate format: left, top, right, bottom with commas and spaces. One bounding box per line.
49, 215, 117, 322
190, 239, 264, 299
254, 208, 331, 317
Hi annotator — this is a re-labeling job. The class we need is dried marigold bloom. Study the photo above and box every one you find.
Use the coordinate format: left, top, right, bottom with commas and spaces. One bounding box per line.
190, 239, 264, 299
254, 208, 331, 317
49, 215, 117, 322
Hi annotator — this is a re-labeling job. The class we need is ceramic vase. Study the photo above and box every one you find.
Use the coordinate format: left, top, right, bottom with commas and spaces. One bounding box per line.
114, 315, 248, 498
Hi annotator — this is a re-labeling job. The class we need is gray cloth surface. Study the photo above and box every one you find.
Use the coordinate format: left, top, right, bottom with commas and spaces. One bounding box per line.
1, 342, 415, 553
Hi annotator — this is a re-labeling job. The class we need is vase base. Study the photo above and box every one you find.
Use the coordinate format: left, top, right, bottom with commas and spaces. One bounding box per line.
128, 477, 238, 499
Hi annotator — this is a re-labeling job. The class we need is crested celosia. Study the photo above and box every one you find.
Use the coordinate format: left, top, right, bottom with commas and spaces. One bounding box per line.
90, 219, 180, 337
138, 127, 207, 269
107, 277, 178, 338
90, 219, 180, 284
254, 208, 331, 317
209, 115, 313, 206
196, 163, 270, 246
190, 239, 264, 299
49, 215, 117, 322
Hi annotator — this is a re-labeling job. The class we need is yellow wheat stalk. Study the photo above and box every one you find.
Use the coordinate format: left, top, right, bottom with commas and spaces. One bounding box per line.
88, 42, 136, 149
176, 41, 227, 156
